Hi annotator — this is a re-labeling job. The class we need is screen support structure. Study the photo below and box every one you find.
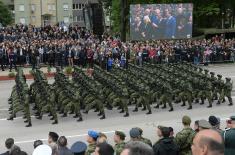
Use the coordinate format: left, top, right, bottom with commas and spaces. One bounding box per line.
121, 0, 127, 42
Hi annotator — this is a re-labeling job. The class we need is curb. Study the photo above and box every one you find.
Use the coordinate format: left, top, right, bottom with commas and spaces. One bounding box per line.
0, 73, 55, 81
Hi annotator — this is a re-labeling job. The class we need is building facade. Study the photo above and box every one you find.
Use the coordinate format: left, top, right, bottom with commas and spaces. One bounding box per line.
1, 0, 107, 27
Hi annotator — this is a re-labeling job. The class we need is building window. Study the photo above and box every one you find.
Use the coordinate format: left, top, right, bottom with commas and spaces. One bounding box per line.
63, 4, 69, 11
64, 17, 69, 23
77, 15, 83, 22
19, 18, 25, 24
73, 16, 77, 22
79, 4, 82, 10
52, 4, 56, 10
82, 4, 85, 8
31, 16, 36, 22
19, 5, 24, 11
48, 4, 52, 11
31, 4, 36, 12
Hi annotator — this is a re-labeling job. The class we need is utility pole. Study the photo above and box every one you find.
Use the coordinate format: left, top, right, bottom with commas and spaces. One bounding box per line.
121, 0, 127, 42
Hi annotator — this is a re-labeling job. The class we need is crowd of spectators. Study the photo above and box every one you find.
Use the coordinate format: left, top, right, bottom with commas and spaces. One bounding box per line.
0, 25, 235, 72
1, 115, 235, 155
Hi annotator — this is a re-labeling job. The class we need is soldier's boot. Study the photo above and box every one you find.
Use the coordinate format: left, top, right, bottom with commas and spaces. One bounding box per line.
83, 110, 88, 114
117, 106, 122, 110
48, 113, 53, 117
50, 117, 54, 120
146, 110, 152, 115
154, 104, 159, 109
32, 106, 37, 110
133, 107, 138, 112
24, 120, 28, 123
9, 111, 13, 115
119, 109, 124, 113
94, 109, 99, 112
195, 99, 199, 103
216, 101, 221, 105
8, 107, 13, 111
7, 116, 14, 120
207, 104, 212, 108
106, 104, 113, 110
200, 100, 204, 105
73, 114, 78, 118
124, 112, 129, 117
25, 122, 32, 127
62, 113, 67, 117
69, 110, 74, 114
36, 116, 42, 120
52, 120, 58, 125
222, 98, 226, 103
161, 104, 166, 109
23, 115, 27, 119
77, 117, 83, 122
181, 102, 186, 107
141, 106, 146, 111
100, 114, 106, 120
228, 98, 233, 106
187, 106, 192, 110
35, 112, 40, 116
168, 107, 174, 112
98, 112, 103, 116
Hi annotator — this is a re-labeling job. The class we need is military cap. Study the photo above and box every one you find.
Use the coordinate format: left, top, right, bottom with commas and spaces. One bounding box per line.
32, 145, 52, 155
225, 77, 231, 81
70, 141, 87, 154
88, 130, 99, 139
208, 116, 219, 126
217, 74, 222, 78
230, 116, 235, 121
129, 128, 141, 138
157, 125, 167, 131
210, 72, 215, 75
115, 131, 126, 140
182, 115, 191, 125
198, 119, 212, 129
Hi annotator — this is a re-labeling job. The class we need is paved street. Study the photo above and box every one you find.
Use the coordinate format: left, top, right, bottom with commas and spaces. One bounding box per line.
0, 64, 234, 154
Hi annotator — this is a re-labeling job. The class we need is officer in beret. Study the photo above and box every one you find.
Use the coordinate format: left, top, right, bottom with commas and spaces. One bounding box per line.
129, 128, 141, 141
175, 116, 195, 155
71, 141, 87, 155
114, 131, 126, 155
222, 116, 235, 155
86, 130, 99, 155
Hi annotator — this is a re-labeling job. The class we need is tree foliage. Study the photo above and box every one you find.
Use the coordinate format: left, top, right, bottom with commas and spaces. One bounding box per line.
0, 1, 13, 26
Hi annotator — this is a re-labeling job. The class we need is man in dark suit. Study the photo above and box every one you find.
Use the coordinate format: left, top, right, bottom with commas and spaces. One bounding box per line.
164, 9, 176, 39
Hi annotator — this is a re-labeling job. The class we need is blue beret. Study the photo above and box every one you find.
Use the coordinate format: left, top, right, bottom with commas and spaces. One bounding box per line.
129, 128, 140, 138
88, 130, 99, 139
70, 141, 87, 153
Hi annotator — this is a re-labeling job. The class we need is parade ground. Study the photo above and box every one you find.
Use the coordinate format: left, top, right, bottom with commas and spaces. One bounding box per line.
0, 64, 234, 154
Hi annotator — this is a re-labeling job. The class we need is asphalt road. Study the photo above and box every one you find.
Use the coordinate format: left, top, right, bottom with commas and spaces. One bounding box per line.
0, 64, 234, 154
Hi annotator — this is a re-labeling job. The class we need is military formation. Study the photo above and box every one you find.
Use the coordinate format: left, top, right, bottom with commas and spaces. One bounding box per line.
7, 63, 233, 127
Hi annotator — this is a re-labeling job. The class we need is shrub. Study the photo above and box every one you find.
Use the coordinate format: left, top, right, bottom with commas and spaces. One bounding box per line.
64, 66, 73, 75
8, 72, 16, 78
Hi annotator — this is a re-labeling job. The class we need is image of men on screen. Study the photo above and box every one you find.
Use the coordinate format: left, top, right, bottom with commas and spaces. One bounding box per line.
130, 3, 193, 40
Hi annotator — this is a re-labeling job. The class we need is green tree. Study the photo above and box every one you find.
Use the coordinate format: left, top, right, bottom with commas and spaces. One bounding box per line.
0, 1, 13, 26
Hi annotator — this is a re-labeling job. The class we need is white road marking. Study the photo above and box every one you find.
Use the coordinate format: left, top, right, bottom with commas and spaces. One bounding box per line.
14, 131, 115, 144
